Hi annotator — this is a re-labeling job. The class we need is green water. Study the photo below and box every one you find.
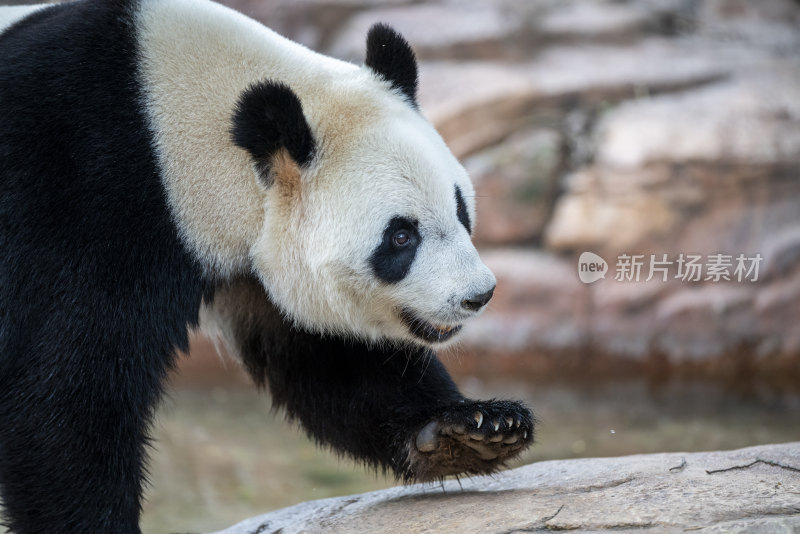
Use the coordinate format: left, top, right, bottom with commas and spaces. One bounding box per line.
139, 379, 800, 533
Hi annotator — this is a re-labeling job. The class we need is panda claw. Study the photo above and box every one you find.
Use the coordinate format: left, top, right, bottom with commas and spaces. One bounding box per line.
407, 400, 534, 480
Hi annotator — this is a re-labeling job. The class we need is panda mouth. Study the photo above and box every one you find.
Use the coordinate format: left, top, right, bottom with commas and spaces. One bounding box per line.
399, 309, 462, 343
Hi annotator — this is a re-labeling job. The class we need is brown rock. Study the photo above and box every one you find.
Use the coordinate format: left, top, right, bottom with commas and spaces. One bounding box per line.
459, 249, 587, 352
544, 166, 679, 252
464, 128, 562, 245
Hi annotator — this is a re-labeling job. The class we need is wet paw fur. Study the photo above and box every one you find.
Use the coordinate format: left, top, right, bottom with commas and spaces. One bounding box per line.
407, 399, 534, 481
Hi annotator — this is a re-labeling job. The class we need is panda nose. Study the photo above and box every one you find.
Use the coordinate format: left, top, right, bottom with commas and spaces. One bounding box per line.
461, 285, 495, 312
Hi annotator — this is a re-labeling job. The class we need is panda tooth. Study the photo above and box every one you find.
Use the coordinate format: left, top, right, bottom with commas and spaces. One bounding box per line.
474, 412, 483, 429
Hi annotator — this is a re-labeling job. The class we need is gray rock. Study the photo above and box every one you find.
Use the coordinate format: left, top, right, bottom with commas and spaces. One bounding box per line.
221, 0, 415, 49
545, 61, 800, 256
327, 3, 526, 61
538, 2, 653, 44
211, 442, 800, 534
695, 0, 800, 55
419, 39, 726, 157
594, 65, 800, 168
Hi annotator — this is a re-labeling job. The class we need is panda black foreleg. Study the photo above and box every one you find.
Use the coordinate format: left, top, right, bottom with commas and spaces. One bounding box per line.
258, 331, 534, 481
210, 279, 534, 482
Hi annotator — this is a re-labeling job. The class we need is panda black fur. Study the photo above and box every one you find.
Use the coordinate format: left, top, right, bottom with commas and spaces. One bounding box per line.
0, 1, 534, 533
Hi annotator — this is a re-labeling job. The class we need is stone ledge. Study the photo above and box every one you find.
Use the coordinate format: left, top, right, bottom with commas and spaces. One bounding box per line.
211, 442, 800, 534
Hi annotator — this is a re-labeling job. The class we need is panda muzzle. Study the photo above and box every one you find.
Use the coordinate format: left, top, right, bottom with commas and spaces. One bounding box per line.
399, 309, 463, 343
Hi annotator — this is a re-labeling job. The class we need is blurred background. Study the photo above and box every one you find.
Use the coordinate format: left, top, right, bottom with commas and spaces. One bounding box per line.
152, 0, 800, 531
5, 0, 800, 532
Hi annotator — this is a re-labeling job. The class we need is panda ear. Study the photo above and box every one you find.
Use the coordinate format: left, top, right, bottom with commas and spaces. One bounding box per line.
231, 81, 316, 189
365, 23, 418, 108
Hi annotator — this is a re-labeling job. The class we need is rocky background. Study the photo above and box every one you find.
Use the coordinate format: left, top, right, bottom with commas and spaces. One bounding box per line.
216, 0, 800, 383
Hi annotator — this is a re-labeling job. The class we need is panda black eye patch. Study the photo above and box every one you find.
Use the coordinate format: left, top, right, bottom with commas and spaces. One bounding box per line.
370, 216, 420, 283
455, 185, 472, 233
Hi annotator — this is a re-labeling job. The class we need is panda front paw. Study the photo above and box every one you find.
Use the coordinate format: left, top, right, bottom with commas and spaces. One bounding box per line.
406, 399, 534, 481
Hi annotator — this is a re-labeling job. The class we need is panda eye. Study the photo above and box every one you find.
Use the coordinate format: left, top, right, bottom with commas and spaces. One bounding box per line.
392, 230, 411, 247
371, 216, 420, 283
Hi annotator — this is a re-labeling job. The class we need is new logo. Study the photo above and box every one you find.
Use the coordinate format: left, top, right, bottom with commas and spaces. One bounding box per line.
578, 251, 608, 284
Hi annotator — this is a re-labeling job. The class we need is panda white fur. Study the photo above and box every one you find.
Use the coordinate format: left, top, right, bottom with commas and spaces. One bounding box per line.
0, 1, 534, 533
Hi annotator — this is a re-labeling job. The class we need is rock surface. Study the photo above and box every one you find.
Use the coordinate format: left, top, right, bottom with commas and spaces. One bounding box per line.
417, 40, 727, 158
328, 3, 526, 62
463, 128, 562, 245
212, 442, 800, 534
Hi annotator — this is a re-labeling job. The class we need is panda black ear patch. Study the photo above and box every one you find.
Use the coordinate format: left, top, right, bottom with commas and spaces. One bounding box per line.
365, 23, 418, 108
455, 185, 472, 234
231, 81, 316, 187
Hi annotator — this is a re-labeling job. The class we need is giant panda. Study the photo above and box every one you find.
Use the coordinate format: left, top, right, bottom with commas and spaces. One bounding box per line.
0, 1, 535, 533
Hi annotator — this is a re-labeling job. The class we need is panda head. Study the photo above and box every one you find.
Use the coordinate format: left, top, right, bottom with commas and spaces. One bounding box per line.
231, 24, 495, 347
